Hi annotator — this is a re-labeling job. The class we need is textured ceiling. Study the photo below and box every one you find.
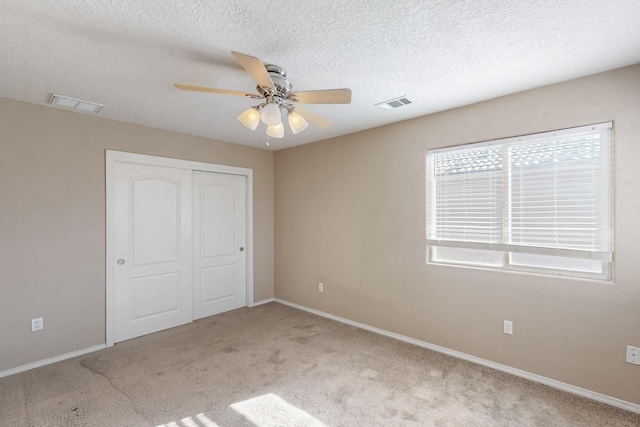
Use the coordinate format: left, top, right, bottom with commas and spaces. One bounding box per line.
1, 1, 639, 150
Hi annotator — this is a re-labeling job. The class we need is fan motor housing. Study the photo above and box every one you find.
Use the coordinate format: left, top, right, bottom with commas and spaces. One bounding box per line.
258, 64, 292, 96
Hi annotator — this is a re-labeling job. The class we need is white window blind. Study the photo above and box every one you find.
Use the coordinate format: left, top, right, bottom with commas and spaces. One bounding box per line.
427, 122, 613, 265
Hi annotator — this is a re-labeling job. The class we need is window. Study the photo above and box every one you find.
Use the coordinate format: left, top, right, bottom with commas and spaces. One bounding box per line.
426, 122, 613, 280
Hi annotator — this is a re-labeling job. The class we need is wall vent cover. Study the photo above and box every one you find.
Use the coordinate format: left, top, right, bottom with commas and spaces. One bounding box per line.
375, 96, 412, 110
48, 94, 104, 114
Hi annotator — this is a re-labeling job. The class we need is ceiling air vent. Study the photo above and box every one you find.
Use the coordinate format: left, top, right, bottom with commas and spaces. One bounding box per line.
375, 96, 412, 110
48, 94, 104, 114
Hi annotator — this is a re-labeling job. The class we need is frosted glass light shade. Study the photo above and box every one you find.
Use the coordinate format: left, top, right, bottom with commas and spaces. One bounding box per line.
260, 102, 281, 126
238, 107, 260, 130
287, 111, 309, 134
266, 122, 284, 138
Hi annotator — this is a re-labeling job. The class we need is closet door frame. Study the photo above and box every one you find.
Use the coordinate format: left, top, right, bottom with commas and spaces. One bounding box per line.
105, 150, 254, 347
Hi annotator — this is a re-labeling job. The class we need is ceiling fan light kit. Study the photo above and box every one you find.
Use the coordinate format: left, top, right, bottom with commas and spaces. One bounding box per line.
259, 101, 281, 126
287, 111, 309, 134
266, 122, 285, 138
238, 107, 261, 130
176, 51, 351, 141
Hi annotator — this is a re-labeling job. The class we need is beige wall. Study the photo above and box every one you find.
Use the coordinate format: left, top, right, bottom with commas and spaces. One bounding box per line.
274, 64, 640, 404
2, 64, 638, 405
0, 98, 274, 372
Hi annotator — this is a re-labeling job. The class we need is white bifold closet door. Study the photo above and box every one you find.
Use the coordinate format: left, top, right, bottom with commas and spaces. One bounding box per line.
112, 163, 246, 343
113, 162, 193, 343
192, 171, 246, 320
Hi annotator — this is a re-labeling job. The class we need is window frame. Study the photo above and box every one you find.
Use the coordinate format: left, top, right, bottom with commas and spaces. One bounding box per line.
425, 122, 614, 281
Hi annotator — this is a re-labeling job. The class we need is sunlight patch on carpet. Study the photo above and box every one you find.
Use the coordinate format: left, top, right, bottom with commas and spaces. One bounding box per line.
156, 412, 219, 427
231, 393, 327, 427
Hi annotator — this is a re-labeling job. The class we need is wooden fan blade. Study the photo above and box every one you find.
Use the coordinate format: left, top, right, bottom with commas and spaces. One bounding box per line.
295, 106, 331, 128
231, 51, 275, 90
174, 84, 258, 98
290, 88, 351, 104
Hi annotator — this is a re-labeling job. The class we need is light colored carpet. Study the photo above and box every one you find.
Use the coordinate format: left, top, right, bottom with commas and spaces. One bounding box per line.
1, 302, 638, 426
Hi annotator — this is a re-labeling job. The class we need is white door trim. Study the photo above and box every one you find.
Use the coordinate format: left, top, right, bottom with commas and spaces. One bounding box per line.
105, 150, 255, 347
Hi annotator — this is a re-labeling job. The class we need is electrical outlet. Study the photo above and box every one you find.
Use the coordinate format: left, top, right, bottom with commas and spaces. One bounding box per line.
318, 282, 324, 293
627, 345, 640, 365
31, 317, 44, 332
503, 320, 513, 335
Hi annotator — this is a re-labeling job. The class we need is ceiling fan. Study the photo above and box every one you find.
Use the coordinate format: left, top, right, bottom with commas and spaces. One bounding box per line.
175, 51, 351, 139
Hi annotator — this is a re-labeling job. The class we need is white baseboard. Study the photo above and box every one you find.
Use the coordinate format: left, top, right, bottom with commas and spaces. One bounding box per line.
250, 297, 275, 307
274, 298, 640, 415
0, 344, 107, 379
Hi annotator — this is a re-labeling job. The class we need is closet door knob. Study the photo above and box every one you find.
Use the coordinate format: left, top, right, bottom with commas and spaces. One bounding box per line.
239, 247, 244, 252
117, 259, 125, 265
